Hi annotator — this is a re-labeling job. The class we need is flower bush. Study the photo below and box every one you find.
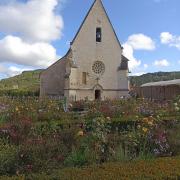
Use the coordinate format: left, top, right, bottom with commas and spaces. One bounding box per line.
0, 140, 18, 175
0, 96, 179, 177
174, 95, 180, 113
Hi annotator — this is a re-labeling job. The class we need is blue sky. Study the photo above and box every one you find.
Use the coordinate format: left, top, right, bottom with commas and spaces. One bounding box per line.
0, 0, 179, 78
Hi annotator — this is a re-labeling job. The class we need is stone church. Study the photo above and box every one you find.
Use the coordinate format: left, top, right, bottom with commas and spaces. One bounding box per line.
40, 0, 129, 101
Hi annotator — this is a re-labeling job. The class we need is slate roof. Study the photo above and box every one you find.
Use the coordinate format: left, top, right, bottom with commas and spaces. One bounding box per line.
118, 55, 129, 70
141, 79, 180, 87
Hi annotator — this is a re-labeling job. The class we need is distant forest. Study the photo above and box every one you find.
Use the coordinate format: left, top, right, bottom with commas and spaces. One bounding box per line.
0, 70, 180, 95
130, 71, 180, 86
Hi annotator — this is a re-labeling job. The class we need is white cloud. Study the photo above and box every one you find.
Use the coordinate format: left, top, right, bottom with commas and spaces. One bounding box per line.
123, 34, 155, 71
160, 32, 180, 50
144, 64, 148, 69
126, 34, 155, 50
0, 64, 32, 78
178, 60, 180, 64
0, 35, 58, 68
0, 0, 64, 42
123, 43, 141, 71
160, 32, 174, 44
132, 72, 146, 76
154, 59, 170, 67
0, 0, 65, 74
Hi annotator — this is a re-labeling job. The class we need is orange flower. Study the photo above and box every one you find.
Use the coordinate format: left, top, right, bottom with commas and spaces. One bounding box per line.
148, 121, 153, 126
143, 118, 149, 123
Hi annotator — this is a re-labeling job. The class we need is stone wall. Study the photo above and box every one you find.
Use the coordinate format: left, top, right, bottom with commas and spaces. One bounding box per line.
68, 0, 129, 100
40, 57, 66, 97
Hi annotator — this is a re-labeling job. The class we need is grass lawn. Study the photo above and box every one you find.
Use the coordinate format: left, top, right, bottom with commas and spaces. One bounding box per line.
1, 156, 180, 180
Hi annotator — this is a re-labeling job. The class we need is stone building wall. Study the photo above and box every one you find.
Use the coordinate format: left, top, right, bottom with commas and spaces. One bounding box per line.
40, 57, 66, 97
68, 0, 129, 100
40, 0, 129, 101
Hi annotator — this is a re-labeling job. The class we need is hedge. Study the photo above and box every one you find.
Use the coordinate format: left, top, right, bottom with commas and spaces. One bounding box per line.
0, 89, 39, 97
2, 156, 180, 180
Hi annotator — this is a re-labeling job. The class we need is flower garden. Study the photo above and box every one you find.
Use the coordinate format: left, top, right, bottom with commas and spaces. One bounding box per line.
0, 96, 180, 179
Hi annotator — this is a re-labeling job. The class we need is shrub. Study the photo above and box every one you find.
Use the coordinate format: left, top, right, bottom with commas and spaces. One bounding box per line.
64, 147, 88, 167
167, 121, 180, 155
112, 145, 128, 161
0, 140, 18, 175
17, 134, 70, 174
0, 118, 32, 145
7, 156, 180, 180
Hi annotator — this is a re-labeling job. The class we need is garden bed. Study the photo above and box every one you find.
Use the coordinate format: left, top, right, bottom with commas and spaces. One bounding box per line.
0, 96, 179, 177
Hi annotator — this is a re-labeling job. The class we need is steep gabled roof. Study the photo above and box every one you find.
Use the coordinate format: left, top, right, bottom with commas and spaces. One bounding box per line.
71, 0, 123, 49
40, 49, 71, 76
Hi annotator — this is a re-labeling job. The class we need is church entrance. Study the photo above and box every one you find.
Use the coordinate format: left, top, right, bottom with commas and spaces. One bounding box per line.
95, 90, 101, 100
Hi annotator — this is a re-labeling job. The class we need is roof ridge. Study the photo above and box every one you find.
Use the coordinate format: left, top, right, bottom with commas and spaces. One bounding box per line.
70, 0, 122, 49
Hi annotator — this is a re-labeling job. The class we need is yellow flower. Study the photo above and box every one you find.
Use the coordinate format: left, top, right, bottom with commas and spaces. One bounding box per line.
15, 107, 19, 111
128, 134, 132, 138
77, 131, 84, 136
148, 121, 153, 126
142, 127, 148, 133
143, 118, 148, 123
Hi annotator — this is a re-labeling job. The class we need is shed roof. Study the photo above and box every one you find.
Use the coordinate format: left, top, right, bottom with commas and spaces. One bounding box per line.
141, 79, 180, 87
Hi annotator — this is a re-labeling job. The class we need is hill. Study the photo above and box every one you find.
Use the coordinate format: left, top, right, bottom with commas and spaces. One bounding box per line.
130, 71, 180, 86
0, 69, 43, 95
0, 70, 180, 96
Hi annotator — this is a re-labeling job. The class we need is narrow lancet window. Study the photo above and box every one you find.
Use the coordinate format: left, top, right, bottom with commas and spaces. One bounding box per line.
96, 27, 102, 42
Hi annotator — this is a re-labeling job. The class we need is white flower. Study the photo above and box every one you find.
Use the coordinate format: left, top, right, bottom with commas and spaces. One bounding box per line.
174, 103, 178, 106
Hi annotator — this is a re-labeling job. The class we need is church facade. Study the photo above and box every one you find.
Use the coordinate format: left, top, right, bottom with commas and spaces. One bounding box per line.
40, 0, 129, 101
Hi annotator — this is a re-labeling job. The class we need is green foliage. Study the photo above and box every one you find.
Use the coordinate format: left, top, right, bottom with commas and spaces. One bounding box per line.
0, 89, 39, 97
130, 71, 180, 86
3, 157, 180, 180
64, 147, 88, 167
0, 97, 179, 177
112, 145, 128, 161
0, 140, 18, 175
167, 122, 180, 156
0, 69, 43, 97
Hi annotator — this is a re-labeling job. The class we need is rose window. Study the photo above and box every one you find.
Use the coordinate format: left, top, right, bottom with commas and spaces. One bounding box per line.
92, 61, 105, 75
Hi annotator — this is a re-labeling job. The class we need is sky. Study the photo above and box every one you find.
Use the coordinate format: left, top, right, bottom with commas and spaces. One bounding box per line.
0, 0, 179, 79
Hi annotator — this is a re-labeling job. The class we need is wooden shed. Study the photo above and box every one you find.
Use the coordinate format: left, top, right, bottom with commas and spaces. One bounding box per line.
141, 79, 180, 100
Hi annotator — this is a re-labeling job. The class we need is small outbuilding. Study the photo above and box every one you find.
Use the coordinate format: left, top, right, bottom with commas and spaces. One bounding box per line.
141, 79, 180, 100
